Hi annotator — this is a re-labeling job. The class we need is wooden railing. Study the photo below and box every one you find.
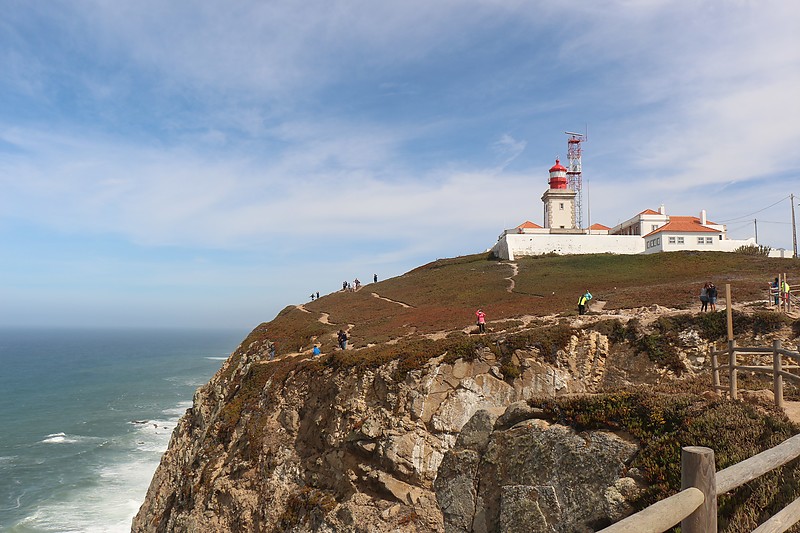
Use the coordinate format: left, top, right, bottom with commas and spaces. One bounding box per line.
600, 339, 800, 532
711, 340, 800, 408
598, 434, 800, 533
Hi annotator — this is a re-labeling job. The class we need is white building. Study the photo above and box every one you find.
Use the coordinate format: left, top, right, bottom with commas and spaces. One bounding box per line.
491, 160, 792, 260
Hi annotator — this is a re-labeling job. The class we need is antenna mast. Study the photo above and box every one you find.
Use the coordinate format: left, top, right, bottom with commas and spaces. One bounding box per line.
565, 131, 587, 228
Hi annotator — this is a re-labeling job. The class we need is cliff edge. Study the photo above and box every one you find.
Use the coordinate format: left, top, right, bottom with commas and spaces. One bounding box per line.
133, 252, 800, 532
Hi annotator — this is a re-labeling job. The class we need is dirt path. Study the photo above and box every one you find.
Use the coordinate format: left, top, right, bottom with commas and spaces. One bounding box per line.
783, 401, 800, 425
295, 304, 311, 314
504, 262, 519, 293
371, 292, 414, 308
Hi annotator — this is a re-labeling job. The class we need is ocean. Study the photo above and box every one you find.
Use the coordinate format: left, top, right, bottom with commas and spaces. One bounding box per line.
0, 327, 246, 533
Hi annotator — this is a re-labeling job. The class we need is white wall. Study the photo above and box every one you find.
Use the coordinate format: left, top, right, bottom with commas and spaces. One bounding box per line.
645, 233, 758, 254
493, 234, 645, 260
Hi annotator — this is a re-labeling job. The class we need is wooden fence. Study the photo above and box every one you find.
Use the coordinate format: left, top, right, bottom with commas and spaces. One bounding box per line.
711, 340, 800, 408
599, 339, 800, 532
598, 435, 800, 533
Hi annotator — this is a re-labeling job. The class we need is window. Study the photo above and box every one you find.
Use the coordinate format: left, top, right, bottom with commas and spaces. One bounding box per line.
668, 237, 676, 244
677, 237, 684, 244
652, 224, 659, 232
706, 237, 714, 244
559, 203, 564, 210
698, 237, 705, 244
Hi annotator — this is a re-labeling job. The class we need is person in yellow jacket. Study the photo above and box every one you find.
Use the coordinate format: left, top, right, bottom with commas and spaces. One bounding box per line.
578, 291, 592, 315
781, 280, 791, 303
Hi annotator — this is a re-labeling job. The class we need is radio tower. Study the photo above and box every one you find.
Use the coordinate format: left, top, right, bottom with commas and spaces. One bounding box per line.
565, 131, 586, 228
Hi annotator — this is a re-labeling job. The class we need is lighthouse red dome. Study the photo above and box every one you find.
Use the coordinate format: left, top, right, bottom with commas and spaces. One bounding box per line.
549, 159, 567, 173
548, 159, 568, 189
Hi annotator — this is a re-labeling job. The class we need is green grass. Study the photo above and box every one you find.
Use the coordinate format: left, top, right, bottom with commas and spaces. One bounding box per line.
252, 251, 800, 366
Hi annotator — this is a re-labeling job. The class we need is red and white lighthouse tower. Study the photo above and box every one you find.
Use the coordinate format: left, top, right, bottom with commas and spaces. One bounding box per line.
541, 158, 577, 229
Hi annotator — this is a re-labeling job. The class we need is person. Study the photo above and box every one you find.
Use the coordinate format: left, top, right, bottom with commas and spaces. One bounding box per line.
772, 277, 780, 306
476, 309, 486, 333
354, 279, 361, 290
707, 282, 718, 312
700, 282, 709, 312
578, 290, 592, 315
316, 291, 320, 299
782, 279, 791, 304
338, 330, 348, 350
374, 274, 378, 283
268, 342, 276, 360
343, 281, 348, 291
312, 344, 321, 357
310, 293, 315, 301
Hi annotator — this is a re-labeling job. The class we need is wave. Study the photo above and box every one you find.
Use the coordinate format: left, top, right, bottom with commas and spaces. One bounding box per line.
160, 401, 192, 417
205, 356, 229, 361
15, 399, 193, 532
40, 432, 82, 445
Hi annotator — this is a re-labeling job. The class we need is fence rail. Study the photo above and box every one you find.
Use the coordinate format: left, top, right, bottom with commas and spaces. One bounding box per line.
600, 339, 800, 532
598, 435, 800, 533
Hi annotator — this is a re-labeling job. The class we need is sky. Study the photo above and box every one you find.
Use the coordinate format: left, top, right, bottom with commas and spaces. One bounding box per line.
1, 1, 799, 329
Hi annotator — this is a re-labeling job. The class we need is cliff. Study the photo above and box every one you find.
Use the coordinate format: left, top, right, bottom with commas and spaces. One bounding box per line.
133, 252, 800, 532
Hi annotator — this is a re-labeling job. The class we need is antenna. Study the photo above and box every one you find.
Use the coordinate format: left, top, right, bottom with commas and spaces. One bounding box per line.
565, 131, 587, 228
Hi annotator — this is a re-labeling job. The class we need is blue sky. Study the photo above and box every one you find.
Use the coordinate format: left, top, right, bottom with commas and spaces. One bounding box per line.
1, 1, 799, 329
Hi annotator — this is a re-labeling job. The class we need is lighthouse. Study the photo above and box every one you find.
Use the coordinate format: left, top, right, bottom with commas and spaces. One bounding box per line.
541, 159, 577, 230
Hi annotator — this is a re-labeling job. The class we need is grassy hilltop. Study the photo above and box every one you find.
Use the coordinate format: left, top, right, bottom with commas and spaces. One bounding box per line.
261, 251, 799, 356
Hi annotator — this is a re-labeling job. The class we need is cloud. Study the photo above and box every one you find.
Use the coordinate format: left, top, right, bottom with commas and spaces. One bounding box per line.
492, 134, 527, 169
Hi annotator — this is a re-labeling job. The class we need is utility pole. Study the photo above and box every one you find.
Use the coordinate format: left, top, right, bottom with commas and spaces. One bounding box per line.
754, 219, 758, 243
792, 193, 798, 258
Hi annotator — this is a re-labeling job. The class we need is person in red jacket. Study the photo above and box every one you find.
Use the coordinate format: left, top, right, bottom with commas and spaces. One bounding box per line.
476, 309, 486, 333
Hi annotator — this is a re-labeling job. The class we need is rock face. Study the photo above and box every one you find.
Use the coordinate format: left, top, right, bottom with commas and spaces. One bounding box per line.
132, 327, 674, 532
435, 408, 640, 533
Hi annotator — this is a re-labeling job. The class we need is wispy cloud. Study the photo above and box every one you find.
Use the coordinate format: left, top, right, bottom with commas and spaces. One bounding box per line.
2, 0, 799, 326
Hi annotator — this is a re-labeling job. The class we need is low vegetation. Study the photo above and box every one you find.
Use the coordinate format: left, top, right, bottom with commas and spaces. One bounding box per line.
535, 391, 800, 533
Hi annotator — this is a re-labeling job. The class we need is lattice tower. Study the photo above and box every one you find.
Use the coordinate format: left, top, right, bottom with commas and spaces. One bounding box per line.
565, 133, 586, 228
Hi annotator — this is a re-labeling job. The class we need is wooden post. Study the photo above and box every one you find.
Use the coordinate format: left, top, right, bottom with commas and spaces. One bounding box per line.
774, 339, 784, 409
681, 446, 717, 533
783, 273, 787, 313
711, 348, 720, 393
725, 283, 733, 341
729, 340, 737, 400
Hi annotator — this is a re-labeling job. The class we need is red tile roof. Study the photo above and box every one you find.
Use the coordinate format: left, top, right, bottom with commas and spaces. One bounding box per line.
516, 220, 543, 229
639, 209, 661, 215
644, 216, 721, 237
589, 223, 610, 230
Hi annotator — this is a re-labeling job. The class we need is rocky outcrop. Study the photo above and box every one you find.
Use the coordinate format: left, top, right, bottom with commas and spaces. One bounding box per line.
435, 407, 641, 532
132, 323, 700, 532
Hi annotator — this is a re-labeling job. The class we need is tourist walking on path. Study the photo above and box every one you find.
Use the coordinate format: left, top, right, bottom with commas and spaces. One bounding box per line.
708, 282, 718, 312
312, 344, 321, 357
268, 342, 276, 360
338, 330, 348, 350
374, 274, 378, 283
476, 309, 486, 333
782, 279, 791, 304
578, 291, 592, 315
771, 278, 780, 306
700, 282, 709, 312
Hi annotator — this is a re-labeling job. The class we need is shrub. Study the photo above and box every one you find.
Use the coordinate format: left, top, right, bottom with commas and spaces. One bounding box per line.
533, 391, 800, 532
734, 244, 772, 256
278, 487, 336, 530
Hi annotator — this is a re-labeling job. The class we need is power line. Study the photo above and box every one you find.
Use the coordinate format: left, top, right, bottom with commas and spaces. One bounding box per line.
717, 195, 791, 223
